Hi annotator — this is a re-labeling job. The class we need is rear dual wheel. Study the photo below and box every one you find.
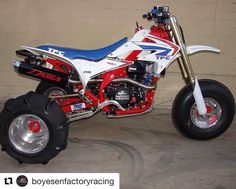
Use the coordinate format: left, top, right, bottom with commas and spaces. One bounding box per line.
172, 79, 235, 140
0, 92, 68, 164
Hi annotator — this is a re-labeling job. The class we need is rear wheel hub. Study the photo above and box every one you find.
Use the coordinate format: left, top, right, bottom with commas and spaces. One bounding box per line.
28, 120, 41, 133
9, 114, 49, 154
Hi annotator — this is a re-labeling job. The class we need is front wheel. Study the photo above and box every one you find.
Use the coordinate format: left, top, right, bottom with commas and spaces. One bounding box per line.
172, 79, 235, 140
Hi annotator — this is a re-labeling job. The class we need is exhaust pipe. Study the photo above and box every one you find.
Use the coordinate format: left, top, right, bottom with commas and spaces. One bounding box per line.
112, 78, 156, 90
69, 78, 156, 90
14, 61, 68, 85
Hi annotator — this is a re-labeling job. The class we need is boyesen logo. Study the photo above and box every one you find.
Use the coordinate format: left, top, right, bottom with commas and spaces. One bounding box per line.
16, 175, 28, 187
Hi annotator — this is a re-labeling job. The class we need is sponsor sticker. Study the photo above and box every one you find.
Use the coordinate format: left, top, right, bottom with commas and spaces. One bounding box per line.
71, 103, 86, 111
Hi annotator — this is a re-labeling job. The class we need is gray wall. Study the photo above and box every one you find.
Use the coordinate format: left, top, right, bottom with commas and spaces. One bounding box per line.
0, 0, 235, 107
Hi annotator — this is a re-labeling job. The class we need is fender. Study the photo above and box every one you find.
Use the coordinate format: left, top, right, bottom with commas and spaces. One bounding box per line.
20, 46, 86, 89
163, 45, 220, 73
187, 45, 220, 55
21, 46, 73, 65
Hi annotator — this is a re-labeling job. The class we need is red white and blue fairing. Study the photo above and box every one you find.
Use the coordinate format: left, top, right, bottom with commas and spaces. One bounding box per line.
20, 28, 181, 91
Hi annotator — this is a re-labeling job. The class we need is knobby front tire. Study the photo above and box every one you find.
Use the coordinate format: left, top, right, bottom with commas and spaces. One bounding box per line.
172, 79, 235, 140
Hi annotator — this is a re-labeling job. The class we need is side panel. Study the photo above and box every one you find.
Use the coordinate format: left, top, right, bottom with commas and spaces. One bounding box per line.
136, 35, 180, 74
70, 58, 132, 89
109, 30, 180, 75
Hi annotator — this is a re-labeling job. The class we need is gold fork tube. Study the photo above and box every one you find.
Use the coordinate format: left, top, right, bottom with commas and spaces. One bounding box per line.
169, 16, 195, 84
177, 58, 188, 83
169, 29, 189, 83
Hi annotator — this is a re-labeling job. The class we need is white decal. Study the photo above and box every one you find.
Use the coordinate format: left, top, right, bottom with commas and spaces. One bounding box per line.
48, 48, 65, 56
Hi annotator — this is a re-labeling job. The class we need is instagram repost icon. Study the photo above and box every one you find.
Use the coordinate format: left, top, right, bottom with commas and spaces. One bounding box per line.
16, 175, 28, 187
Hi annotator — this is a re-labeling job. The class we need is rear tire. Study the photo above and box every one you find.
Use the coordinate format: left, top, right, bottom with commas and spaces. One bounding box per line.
172, 79, 235, 140
0, 92, 68, 164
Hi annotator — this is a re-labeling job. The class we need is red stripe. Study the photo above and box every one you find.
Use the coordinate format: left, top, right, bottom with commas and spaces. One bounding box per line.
124, 50, 142, 61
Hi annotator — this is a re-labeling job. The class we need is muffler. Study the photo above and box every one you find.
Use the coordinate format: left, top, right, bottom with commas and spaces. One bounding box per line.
13, 61, 68, 85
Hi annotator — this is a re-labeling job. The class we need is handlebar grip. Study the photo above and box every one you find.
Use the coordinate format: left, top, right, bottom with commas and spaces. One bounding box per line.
143, 13, 152, 21
142, 14, 148, 19
147, 13, 152, 20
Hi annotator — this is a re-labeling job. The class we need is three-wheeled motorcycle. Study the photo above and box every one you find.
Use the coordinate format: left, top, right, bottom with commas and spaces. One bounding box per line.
0, 6, 234, 164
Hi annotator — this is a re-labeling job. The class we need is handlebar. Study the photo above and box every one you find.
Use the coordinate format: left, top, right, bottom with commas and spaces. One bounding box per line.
143, 6, 170, 24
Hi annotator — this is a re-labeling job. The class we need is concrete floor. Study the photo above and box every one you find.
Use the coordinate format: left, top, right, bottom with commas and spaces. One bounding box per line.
0, 108, 235, 189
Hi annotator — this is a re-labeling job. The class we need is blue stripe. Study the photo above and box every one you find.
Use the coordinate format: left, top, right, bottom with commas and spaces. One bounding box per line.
139, 45, 171, 56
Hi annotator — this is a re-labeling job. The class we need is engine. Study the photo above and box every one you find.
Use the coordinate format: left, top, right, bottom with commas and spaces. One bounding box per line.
105, 84, 145, 108
105, 61, 156, 108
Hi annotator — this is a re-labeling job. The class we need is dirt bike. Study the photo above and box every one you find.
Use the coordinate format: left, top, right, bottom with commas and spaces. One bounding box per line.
0, 6, 235, 164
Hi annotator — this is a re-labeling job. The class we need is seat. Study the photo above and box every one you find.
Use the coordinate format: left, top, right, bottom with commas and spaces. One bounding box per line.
37, 37, 128, 61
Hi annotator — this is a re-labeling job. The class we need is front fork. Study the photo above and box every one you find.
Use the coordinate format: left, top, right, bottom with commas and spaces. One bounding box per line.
169, 16, 207, 115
